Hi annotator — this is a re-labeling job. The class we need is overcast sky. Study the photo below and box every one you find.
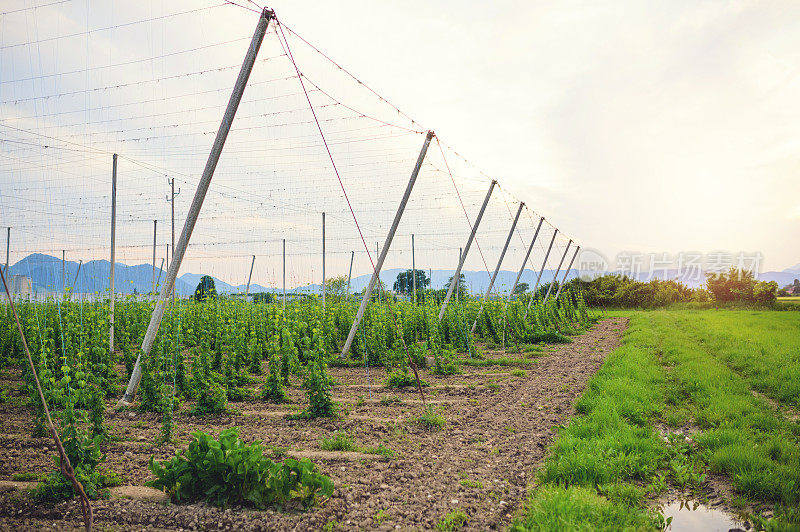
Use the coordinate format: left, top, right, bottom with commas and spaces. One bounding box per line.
1, 0, 799, 288
268, 0, 800, 271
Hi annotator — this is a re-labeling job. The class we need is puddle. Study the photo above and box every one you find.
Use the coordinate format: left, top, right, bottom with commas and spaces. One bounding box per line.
663, 500, 747, 532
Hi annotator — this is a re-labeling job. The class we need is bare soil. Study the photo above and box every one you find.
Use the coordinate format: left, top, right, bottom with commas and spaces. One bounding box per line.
0, 317, 627, 531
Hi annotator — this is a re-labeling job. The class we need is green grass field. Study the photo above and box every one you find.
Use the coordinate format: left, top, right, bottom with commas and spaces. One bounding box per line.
513, 310, 800, 531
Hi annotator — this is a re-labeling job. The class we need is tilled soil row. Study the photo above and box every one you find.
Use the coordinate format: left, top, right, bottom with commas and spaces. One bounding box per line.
0, 317, 627, 531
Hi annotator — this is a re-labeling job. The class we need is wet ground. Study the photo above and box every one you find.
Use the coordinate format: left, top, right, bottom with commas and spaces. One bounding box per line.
0, 318, 626, 531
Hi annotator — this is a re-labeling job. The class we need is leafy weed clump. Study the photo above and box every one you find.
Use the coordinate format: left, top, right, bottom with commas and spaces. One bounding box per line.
385, 368, 429, 388
147, 428, 333, 509
416, 406, 445, 431
320, 431, 356, 452
436, 509, 469, 531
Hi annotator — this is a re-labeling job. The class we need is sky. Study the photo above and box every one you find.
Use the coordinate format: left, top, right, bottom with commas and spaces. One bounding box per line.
268, 0, 800, 271
1, 0, 799, 289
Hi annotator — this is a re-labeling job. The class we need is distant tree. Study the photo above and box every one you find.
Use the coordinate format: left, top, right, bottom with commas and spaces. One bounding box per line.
193, 275, 217, 302
324, 275, 349, 302
445, 273, 468, 296
393, 269, 430, 296
512, 282, 529, 295
252, 292, 275, 303
705, 267, 777, 304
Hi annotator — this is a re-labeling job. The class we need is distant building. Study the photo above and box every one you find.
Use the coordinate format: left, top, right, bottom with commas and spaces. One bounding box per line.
9, 275, 32, 298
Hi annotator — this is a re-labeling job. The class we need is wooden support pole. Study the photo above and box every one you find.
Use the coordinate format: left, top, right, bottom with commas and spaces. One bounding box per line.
524, 229, 557, 319
282, 239, 286, 310
471, 201, 524, 333
438, 180, 496, 321
120, 8, 273, 404
245, 255, 255, 296
322, 212, 326, 309
543, 240, 572, 303
510, 216, 544, 297
554, 245, 580, 301
412, 234, 416, 303
346, 250, 354, 300
4, 227, 9, 277
339, 131, 434, 359
110, 154, 117, 354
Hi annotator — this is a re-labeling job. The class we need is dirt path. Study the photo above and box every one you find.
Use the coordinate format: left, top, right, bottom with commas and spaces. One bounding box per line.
0, 318, 627, 531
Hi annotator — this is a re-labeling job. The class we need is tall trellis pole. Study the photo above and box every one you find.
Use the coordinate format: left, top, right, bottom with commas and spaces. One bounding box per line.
510, 216, 544, 297
339, 130, 434, 359
120, 8, 274, 404
525, 229, 557, 319
346, 250, 354, 300
322, 212, 326, 309
4, 227, 9, 276
151, 220, 157, 294
411, 234, 416, 303
110, 154, 117, 353
283, 238, 286, 312
471, 201, 524, 333
245, 255, 255, 296
543, 240, 572, 303
554, 245, 580, 301
438, 180, 496, 321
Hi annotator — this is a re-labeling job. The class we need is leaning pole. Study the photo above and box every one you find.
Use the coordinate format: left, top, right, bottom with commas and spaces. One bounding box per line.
119, 8, 273, 405
470, 201, 524, 333
543, 240, 572, 303
438, 180, 496, 321
524, 228, 557, 320
339, 131, 434, 359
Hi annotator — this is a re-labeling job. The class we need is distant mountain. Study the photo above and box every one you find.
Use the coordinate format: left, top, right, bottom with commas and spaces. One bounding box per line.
11, 253, 798, 298
9, 253, 295, 297
10, 253, 194, 295
783, 263, 800, 275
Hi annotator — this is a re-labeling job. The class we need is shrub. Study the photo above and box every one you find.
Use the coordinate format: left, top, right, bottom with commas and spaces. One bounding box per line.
147, 428, 333, 509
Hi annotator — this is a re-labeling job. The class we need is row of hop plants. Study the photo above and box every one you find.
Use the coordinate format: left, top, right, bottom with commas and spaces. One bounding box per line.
0, 287, 591, 500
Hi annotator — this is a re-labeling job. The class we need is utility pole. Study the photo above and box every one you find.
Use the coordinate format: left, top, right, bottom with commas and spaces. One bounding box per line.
438, 180, 495, 321
322, 212, 326, 310
110, 153, 117, 354
411, 234, 416, 303
510, 216, 544, 297
120, 8, 274, 405
471, 201, 524, 333
282, 238, 286, 310
525, 229, 557, 320
245, 255, 255, 297
554, 246, 580, 301
543, 240, 572, 303
346, 250, 354, 300
339, 130, 434, 358
61, 250, 65, 293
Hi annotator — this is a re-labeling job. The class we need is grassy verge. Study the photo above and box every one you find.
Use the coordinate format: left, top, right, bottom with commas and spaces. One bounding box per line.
513, 310, 800, 531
